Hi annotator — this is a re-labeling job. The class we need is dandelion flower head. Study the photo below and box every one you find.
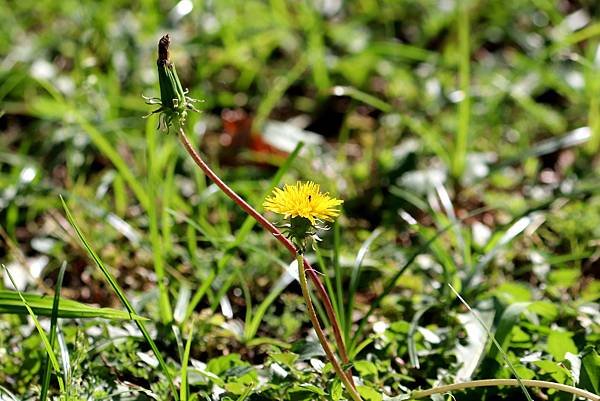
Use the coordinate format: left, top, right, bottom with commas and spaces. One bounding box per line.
263, 181, 343, 225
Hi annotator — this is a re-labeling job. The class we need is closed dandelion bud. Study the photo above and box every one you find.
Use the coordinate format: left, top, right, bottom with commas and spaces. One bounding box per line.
143, 34, 201, 132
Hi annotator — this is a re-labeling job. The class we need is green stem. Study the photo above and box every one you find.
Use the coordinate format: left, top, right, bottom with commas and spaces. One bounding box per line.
411, 379, 599, 400
296, 254, 362, 401
147, 124, 173, 324
452, 0, 471, 179
178, 128, 353, 384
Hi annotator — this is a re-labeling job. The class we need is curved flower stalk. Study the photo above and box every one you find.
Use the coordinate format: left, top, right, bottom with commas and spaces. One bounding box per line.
145, 34, 356, 394
178, 130, 355, 388
264, 183, 362, 401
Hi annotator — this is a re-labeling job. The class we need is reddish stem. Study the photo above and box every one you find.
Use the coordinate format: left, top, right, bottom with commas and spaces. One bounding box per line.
178, 128, 354, 386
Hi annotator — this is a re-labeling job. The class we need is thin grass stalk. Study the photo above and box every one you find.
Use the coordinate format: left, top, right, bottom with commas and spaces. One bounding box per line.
314, 244, 341, 324
61, 198, 180, 401
177, 127, 354, 386
333, 222, 346, 338
40, 262, 66, 401
146, 121, 175, 323
180, 321, 195, 401
586, 73, 600, 153
3, 266, 65, 393
449, 284, 533, 401
411, 379, 599, 401
452, 0, 471, 179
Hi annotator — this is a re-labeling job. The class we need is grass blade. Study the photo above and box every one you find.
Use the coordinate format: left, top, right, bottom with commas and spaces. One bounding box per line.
0, 385, 19, 401
333, 221, 346, 336
146, 117, 174, 324
346, 227, 383, 343
492, 126, 590, 171
467, 215, 534, 287
349, 207, 490, 351
486, 302, 530, 364
33, 78, 150, 211
56, 325, 71, 393
254, 56, 308, 130
407, 304, 433, 369
449, 284, 533, 401
180, 322, 195, 401
2, 265, 64, 393
315, 244, 341, 328
40, 262, 66, 401
330, 86, 393, 113
174, 284, 191, 324
451, 0, 471, 179
0, 290, 145, 320
60, 196, 180, 401
245, 271, 294, 340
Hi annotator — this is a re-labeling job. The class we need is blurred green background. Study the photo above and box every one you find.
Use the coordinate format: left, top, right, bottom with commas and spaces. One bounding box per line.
0, 0, 599, 399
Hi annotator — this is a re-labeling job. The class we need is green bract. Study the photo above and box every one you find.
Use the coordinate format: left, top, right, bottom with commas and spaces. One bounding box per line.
281, 216, 322, 254
143, 34, 200, 132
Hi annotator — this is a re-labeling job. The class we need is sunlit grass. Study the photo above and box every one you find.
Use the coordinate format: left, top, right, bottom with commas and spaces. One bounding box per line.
0, 0, 598, 400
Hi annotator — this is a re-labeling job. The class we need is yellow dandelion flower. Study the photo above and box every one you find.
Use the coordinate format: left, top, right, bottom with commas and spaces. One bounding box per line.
263, 181, 343, 225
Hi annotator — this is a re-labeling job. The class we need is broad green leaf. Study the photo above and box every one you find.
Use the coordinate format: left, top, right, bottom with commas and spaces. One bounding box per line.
533, 360, 570, 383
353, 360, 379, 379
581, 281, 600, 302
224, 382, 250, 396
580, 349, 600, 394
207, 354, 245, 375
547, 331, 578, 361
513, 365, 536, 380
295, 384, 326, 395
331, 380, 343, 401
528, 301, 559, 321
269, 352, 298, 367
493, 282, 532, 303
357, 385, 382, 401
549, 268, 581, 288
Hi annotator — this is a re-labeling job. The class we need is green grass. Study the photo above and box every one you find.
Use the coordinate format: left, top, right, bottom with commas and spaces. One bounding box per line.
0, 0, 599, 400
